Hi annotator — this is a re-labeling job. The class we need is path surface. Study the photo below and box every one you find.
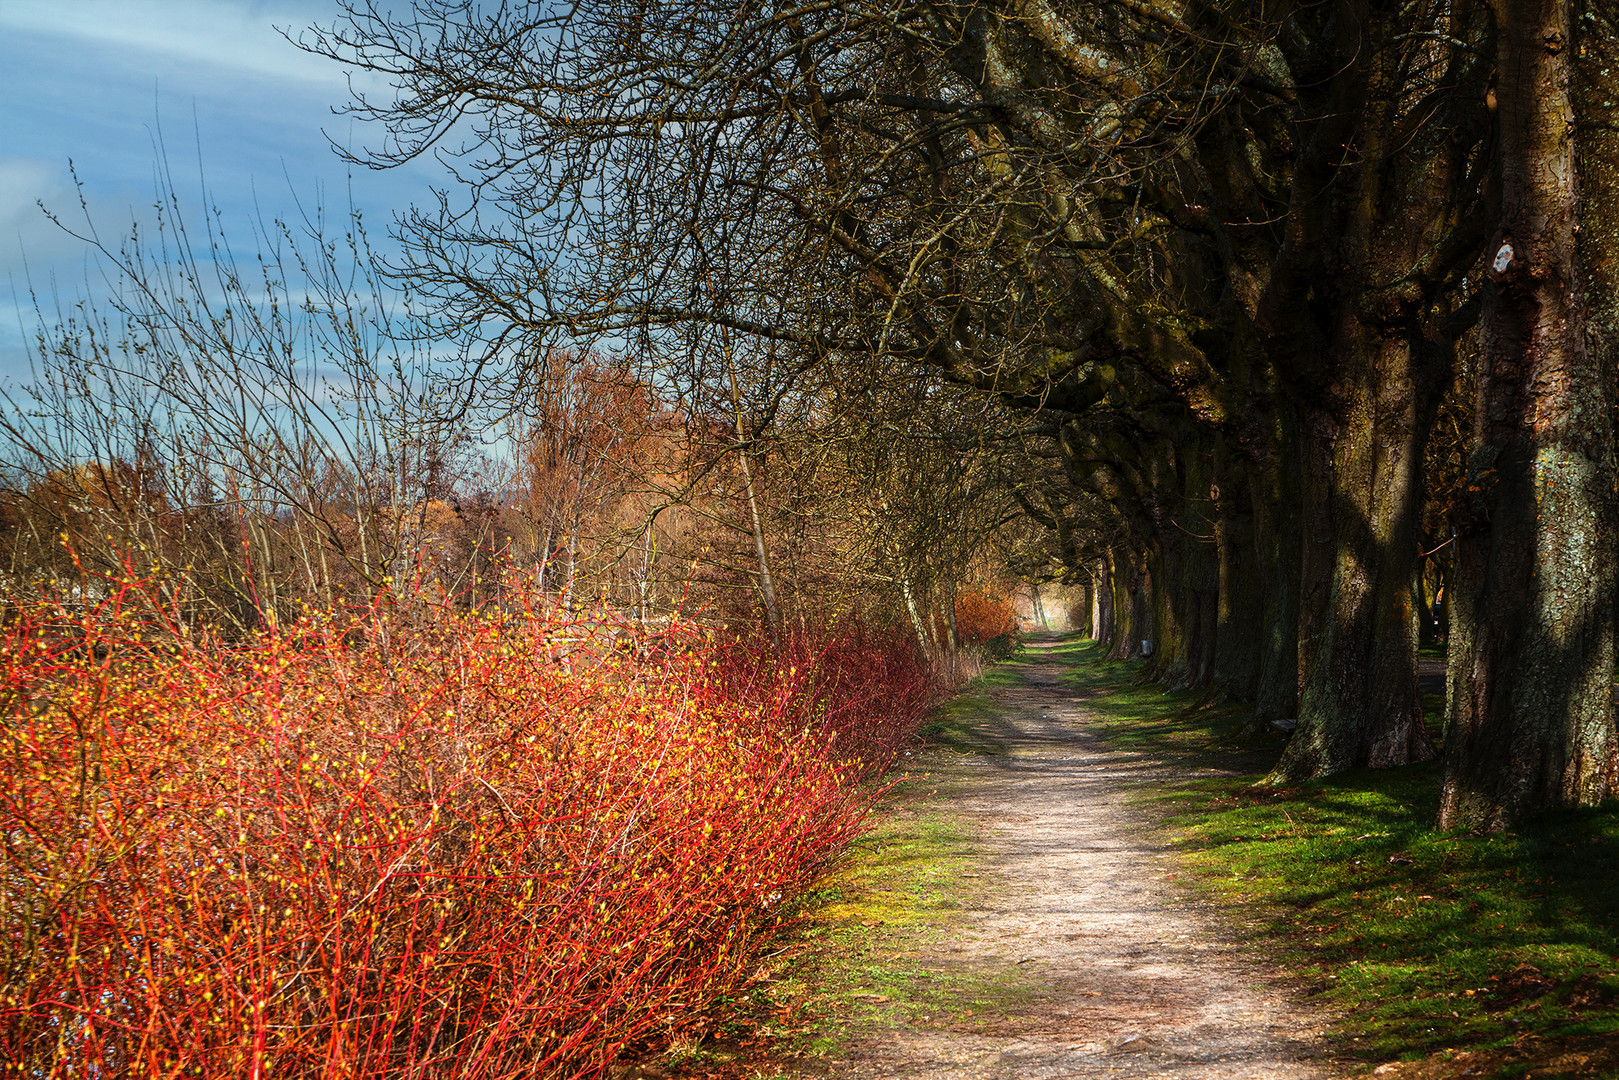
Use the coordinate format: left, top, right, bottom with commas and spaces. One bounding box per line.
827, 640, 1337, 1079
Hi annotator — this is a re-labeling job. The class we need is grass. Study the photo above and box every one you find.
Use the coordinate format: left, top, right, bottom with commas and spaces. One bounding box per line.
1054, 637, 1619, 1078
913, 656, 1024, 758
622, 658, 1044, 1078
783, 780, 1036, 1048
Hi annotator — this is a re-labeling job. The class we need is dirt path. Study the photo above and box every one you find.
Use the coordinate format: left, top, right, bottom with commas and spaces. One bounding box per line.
822, 640, 1337, 1079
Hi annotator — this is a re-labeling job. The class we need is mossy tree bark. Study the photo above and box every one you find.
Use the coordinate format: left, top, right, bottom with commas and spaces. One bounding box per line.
1439, 0, 1619, 830
1093, 556, 1116, 648
1273, 336, 1443, 778
1250, 403, 1305, 725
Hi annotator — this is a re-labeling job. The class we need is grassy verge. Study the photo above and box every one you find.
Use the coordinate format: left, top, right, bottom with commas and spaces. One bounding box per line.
1054, 638, 1619, 1079
620, 658, 1039, 1079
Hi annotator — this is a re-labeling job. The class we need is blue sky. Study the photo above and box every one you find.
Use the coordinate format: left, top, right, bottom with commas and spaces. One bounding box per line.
0, 0, 436, 381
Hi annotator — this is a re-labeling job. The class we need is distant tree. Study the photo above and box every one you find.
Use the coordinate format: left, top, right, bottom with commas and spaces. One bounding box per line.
1, 167, 454, 627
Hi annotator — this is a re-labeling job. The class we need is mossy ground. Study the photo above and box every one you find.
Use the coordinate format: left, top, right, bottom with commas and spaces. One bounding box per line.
1054, 637, 1619, 1079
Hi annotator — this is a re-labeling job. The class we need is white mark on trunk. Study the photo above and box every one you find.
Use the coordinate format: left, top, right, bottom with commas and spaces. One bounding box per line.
1493, 242, 1515, 273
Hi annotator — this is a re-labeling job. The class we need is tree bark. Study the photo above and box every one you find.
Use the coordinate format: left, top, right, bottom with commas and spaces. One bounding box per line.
1251, 433, 1303, 724
1093, 557, 1115, 647
1211, 448, 1265, 699
1106, 552, 1141, 660
1271, 329, 1441, 780
1439, 0, 1618, 829
737, 446, 782, 635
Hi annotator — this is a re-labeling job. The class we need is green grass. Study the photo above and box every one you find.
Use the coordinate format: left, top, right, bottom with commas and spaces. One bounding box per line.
777, 669, 1049, 1055
914, 659, 1023, 758
625, 661, 1045, 1078
1056, 640, 1619, 1073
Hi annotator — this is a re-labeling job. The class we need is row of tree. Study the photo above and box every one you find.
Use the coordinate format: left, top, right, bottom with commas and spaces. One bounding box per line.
2, 172, 1029, 658
286, 0, 1614, 828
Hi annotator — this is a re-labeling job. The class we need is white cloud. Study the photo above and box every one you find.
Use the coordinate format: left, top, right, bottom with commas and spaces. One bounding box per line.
0, 160, 55, 227
0, 0, 349, 90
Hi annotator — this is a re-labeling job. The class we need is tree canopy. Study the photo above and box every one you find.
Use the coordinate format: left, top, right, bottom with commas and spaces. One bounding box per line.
0, 0, 1610, 831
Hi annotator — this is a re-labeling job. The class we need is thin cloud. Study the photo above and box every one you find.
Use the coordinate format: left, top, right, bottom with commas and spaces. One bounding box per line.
1, 0, 348, 90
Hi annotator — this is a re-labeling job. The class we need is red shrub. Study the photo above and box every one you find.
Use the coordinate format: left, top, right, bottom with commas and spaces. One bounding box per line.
954, 590, 1019, 645
707, 623, 937, 776
0, 576, 930, 1079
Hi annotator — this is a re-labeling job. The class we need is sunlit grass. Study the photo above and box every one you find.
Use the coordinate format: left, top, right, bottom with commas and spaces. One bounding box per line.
1059, 640, 1619, 1067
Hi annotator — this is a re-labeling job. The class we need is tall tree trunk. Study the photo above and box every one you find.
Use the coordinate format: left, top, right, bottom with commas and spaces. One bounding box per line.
737, 446, 782, 634
1440, 0, 1618, 829
899, 572, 933, 655
1212, 448, 1265, 699
1414, 555, 1437, 649
1182, 439, 1221, 689
1272, 324, 1442, 780
1106, 552, 1139, 660
1093, 557, 1114, 646
1155, 436, 1209, 687
1149, 544, 1182, 678
1251, 440, 1303, 724
721, 325, 781, 636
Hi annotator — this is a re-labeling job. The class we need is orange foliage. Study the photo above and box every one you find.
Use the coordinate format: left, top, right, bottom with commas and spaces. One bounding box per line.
954, 589, 1019, 644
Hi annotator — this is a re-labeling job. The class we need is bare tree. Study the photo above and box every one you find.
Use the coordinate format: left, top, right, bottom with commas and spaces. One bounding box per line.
1, 164, 456, 628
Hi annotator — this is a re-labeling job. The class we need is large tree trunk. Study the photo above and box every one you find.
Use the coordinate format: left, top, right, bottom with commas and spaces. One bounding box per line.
1251, 429, 1303, 724
1106, 552, 1142, 660
1093, 558, 1115, 646
1271, 331, 1441, 781
1178, 434, 1221, 689
1440, 0, 1618, 829
1149, 542, 1184, 679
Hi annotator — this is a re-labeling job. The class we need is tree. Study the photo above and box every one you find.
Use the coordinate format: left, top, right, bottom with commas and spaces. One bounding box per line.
1, 165, 455, 628
1438, 0, 1618, 829
299, 0, 1619, 818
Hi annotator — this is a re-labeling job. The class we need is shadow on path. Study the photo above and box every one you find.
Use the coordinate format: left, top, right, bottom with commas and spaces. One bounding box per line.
826, 640, 1338, 1079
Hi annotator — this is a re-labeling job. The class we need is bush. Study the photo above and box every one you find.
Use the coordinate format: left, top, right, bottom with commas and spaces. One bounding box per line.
981, 632, 1022, 663
0, 575, 931, 1079
953, 590, 1019, 646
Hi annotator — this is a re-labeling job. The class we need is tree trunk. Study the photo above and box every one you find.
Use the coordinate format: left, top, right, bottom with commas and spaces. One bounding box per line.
1270, 328, 1441, 780
1415, 555, 1437, 649
1106, 552, 1140, 660
1130, 562, 1151, 659
1251, 447, 1303, 724
1158, 435, 1219, 688
1440, 0, 1619, 829
1212, 449, 1265, 699
1149, 544, 1182, 679
898, 568, 934, 656
1093, 558, 1114, 646
1183, 442, 1221, 689
737, 447, 782, 635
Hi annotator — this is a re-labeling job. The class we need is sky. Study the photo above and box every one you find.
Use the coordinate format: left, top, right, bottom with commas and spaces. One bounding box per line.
0, 0, 438, 382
